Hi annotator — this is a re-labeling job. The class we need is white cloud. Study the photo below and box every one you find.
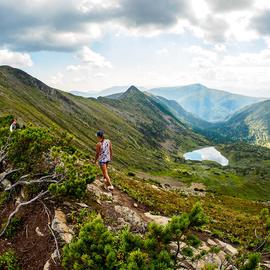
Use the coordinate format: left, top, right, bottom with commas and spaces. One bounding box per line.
77, 46, 112, 68
94, 72, 106, 77
0, 49, 33, 67
156, 48, 169, 55
66, 65, 82, 71
221, 49, 270, 67
49, 72, 64, 86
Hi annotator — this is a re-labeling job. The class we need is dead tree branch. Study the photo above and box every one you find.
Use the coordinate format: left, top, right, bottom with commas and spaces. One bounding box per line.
0, 190, 49, 238
5, 174, 57, 191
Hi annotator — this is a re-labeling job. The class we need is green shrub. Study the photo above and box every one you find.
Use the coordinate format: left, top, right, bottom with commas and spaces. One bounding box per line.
48, 147, 96, 199
62, 216, 117, 270
0, 192, 9, 208
0, 115, 14, 128
7, 126, 75, 173
202, 263, 217, 270
240, 253, 261, 270
186, 234, 201, 248
1, 124, 95, 200
0, 250, 20, 270
62, 203, 208, 270
7, 127, 55, 173
2, 217, 23, 239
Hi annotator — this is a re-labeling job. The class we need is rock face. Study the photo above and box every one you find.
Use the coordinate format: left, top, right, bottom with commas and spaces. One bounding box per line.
51, 209, 74, 243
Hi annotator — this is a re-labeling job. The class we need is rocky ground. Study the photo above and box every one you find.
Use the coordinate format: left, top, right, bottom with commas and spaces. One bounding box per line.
1, 177, 270, 270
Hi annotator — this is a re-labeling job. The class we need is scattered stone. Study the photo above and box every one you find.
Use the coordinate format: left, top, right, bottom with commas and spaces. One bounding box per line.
35, 227, 45, 237
96, 199, 102, 205
113, 195, 121, 204
87, 180, 113, 203
151, 184, 160, 190
217, 250, 226, 262
76, 202, 89, 208
190, 182, 206, 192
43, 249, 58, 270
207, 238, 217, 246
1, 179, 11, 189
116, 217, 130, 230
43, 260, 50, 270
63, 201, 73, 207
133, 203, 138, 208
51, 209, 74, 243
199, 242, 211, 252
197, 254, 221, 270
261, 262, 270, 269
114, 205, 146, 230
215, 239, 238, 256
144, 212, 170, 225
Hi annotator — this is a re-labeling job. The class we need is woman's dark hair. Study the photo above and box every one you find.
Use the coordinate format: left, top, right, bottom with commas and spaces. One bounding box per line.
96, 130, 105, 138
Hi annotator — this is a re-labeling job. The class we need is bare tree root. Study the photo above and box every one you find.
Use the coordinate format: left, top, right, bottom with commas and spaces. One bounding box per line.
5, 174, 57, 191
0, 190, 49, 238
40, 200, 61, 260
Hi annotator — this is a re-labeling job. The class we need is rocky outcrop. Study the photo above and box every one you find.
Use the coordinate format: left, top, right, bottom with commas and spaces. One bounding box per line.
114, 205, 147, 231
87, 179, 113, 204
85, 179, 244, 269
51, 209, 74, 243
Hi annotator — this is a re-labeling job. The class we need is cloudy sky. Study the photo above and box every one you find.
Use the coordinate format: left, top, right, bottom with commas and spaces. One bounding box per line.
0, 0, 270, 97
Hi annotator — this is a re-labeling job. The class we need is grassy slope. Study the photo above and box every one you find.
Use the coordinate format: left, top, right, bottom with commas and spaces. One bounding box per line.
112, 171, 265, 245
0, 66, 206, 170
145, 142, 270, 201
215, 100, 270, 147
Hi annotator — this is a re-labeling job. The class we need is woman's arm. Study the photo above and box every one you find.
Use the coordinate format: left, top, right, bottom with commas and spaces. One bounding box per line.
95, 143, 100, 164
109, 142, 112, 161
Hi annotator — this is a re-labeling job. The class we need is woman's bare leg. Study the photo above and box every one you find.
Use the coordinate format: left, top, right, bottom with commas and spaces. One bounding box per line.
100, 163, 112, 186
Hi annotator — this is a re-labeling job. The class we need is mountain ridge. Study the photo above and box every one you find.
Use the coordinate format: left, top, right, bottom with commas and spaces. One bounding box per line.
209, 99, 270, 147
148, 84, 263, 122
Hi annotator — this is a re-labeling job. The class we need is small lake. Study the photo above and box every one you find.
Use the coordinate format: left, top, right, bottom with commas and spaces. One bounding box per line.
183, 147, 229, 166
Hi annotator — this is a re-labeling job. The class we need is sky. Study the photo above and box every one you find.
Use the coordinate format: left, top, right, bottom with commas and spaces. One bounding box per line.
0, 0, 270, 97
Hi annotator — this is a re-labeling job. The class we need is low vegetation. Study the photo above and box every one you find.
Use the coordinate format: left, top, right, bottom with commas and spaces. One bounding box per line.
0, 250, 20, 270
112, 171, 269, 249
0, 114, 269, 269
62, 205, 262, 270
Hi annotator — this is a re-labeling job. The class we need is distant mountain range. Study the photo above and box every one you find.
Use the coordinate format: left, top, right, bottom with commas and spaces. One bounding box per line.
148, 84, 264, 122
1, 65, 269, 151
74, 83, 264, 123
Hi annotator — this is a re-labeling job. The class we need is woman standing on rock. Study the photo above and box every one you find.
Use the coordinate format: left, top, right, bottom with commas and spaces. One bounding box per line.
94, 130, 114, 191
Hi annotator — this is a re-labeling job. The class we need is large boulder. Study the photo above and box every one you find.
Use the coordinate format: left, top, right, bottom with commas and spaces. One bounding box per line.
114, 205, 146, 230
51, 209, 74, 243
